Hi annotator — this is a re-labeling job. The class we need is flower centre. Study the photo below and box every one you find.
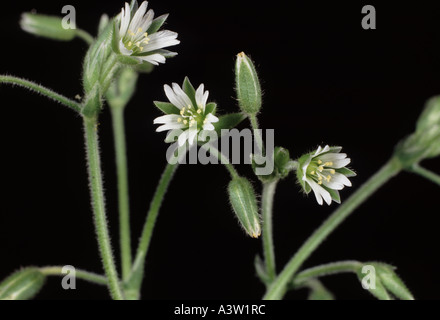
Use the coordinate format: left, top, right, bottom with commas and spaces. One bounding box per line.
307, 159, 336, 185
177, 104, 206, 129
123, 28, 150, 53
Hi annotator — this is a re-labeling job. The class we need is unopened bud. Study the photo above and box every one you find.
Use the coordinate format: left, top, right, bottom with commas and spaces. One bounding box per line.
20, 13, 76, 41
0, 268, 46, 300
228, 176, 261, 238
235, 52, 262, 115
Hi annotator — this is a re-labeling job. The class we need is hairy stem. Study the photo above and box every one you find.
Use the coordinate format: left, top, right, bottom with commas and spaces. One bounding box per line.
83, 117, 124, 300
262, 180, 278, 282
263, 158, 402, 300
0, 75, 81, 113
110, 106, 132, 282
39, 266, 107, 286
75, 29, 94, 45
127, 163, 179, 297
292, 260, 362, 288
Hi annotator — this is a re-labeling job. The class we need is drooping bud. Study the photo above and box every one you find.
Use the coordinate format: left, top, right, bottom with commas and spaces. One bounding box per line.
375, 264, 414, 300
0, 268, 46, 300
235, 52, 262, 115
228, 176, 261, 238
106, 67, 139, 109
394, 96, 440, 167
20, 13, 76, 41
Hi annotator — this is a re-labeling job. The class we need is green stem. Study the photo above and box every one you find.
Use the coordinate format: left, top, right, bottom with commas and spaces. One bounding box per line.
262, 180, 278, 282
249, 115, 263, 153
110, 106, 132, 282
0, 75, 81, 113
83, 117, 124, 300
410, 164, 440, 187
127, 163, 179, 296
201, 143, 239, 178
39, 266, 107, 286
263, 157, 402, 300
291, 261, 362, 288
75, 29, 94, 45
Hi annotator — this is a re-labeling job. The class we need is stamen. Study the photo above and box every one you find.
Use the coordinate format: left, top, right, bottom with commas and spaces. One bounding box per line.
318, 166, 324, 172
144, 32, 149, 38
183, 120, 188, 125
310, 171, 315, 175
128, 30, 135, 36
318, 181, 322, 185
318, 175, 323, 181
136, 42, 141, 47
137, 27, 143, 33
317, 160, 322, 165
330, 169, 336, 174
324, 162, 333, 167
197, 109, 202, 114
177, 118, 182, 123
127, 41, 132, 47
327, 175, 331, 181
139, 47, 144, 51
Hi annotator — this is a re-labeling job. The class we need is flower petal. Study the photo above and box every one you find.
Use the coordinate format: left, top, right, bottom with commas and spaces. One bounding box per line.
156, 123, 186, 132
144, 30, 180, 52
138, 53, 166, 65
195, 84, 205, 109
172, 83, 193, 109
331, 172, 352, 187
205, 113, 219, 123
178, 130, 190, 146
331, 158, 351, 169
153, 114, 181, 124
164, 84, 186, 109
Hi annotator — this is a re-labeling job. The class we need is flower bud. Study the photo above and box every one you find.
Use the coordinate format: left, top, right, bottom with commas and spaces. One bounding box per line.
106, 68, 139, 109
235, 52, 262, 115
20, 13, 76, 41
356, 263, 414, 300
228, 176, 261, 238
0, 268, 46, 300
252, 146, 296, 183
375, 264, 414, 300
394, 96, 440, 167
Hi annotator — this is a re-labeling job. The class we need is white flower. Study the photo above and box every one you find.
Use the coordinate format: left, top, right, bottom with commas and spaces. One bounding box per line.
154, 80, 219, 146
298, 145, 356, 205
117, 1, 179, 65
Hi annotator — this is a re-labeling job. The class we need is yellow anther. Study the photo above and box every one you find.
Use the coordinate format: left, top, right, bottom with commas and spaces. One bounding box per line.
144, 32, 149, 37
317, 160, 322, 164
137, 27, 143, 33
128, 30, 135, 36
143, 39, 149, 44
183, 120, 188, 124
318, 175, 323, 180
197, 109, 202, 114
127, 41, 132, 47
327, 175, 331, 182
188, 105, 192, 109
203, 119, 207, 124
310, 171, 315, 175
177, 118, 182, 123
318, 181, 322, 185
136, 41, 141, 47
139, 47, 144, 51
318, 166, 324, 172
330, 169, 336, 174
324, 162, 333, 167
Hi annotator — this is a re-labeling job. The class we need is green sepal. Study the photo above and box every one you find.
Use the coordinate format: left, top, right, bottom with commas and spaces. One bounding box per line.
147, 14, 169, 34
111, 21, 121, 55
98, 14, 109, 35
154, 101, 180, 115
205, 102, 217, 115
323, 186, 341, 204
183, 77, 197, 107
116, 54, 141, 65
336, 167, 357, 177
0, 268, 46, 300
296, 154, 311, 194
213, 113, 247, 136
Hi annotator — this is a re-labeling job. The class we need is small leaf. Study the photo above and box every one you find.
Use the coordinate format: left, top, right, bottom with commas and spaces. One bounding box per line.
254, 255, 270, 285
147, 14, 169, 34
154, 101, 180, 115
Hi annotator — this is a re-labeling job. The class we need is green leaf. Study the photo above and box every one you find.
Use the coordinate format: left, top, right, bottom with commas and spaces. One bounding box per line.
147, 14, 169, 34
154, 101, 180, 115
205, 102, 217, 115
183, 77, 197, 107
213, 113, 247, 136
0, 268, 46, 300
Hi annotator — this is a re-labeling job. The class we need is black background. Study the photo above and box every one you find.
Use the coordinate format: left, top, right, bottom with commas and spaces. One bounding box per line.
1, 0, 440, 300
